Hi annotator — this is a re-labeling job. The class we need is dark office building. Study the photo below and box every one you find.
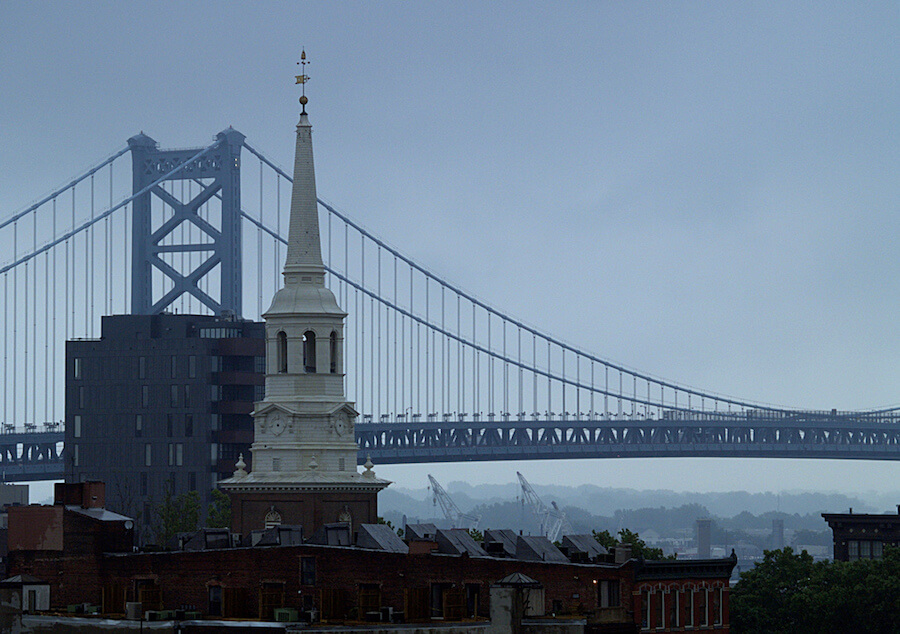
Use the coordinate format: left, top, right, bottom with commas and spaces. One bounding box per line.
65, 313, 264, 542
822, 507, 900, 562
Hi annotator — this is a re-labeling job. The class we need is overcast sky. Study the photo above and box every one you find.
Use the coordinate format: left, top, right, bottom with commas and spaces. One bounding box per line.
2, 2, 898, 504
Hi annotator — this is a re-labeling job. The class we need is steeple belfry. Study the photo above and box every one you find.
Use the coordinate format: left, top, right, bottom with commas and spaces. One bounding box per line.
220, 55, 390, 539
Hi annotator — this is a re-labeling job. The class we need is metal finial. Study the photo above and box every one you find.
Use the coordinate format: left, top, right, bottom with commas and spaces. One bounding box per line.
295, 49, 310, 114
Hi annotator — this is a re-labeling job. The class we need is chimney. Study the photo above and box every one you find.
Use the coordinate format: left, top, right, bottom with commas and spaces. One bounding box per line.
615, 543, 632, 564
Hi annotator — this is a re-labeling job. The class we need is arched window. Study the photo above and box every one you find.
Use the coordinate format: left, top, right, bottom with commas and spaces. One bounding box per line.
330, 331, 337, 374
276, 331, 287, 373
303, 331, 316, 373
265, 507, 282, 529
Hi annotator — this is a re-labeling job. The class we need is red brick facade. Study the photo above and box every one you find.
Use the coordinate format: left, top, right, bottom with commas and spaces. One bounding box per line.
228, 488, 379, 538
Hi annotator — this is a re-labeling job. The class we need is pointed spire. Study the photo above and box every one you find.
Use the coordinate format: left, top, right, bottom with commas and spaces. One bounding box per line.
283, 50, 324, 281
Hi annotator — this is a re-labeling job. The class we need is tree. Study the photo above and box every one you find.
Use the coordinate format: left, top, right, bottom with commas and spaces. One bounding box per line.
593, 528, 675, 560
731, 547, 900, 634
151, 486, 200, 547
207, 489, 231, 528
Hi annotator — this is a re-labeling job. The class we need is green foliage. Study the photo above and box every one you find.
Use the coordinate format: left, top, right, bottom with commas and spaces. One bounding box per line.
377, 516, 403, 538
207, 489, 231, 528
468, 528, 484, 542
151, 486, 200, 547
592, 528, 676, 560
731, 547, 900, 634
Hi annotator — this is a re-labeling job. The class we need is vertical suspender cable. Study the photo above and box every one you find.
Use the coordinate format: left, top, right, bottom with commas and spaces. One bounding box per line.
52, 198, 57, 421
393, 256, 398, 418
517, 327, 523, 417
359, 234, 365, 413
377, 245, 381, 419
88, 174, 93, 337
12, 219, 17, 425
258, 160, 264, 318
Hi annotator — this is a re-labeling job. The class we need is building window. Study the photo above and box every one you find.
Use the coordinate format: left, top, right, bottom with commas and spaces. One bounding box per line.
873, 540, 884, 558
210, 414, 220, 431
208, 586, 223, 617
254, 385, 265, 402
73, 415, 82, 438
265, 508, 282, 528
74, 357, 83, 379
211, 356, 222, 372
145, 444, 152, 467
277, 331, 288, 373
185, 414, 193, 438
167, 415, 174, 438
210, 385, 222, 401
188, 355, 197, 378
848, 540, 860, 561
303, 331, 316, 373
254, 355, 265, 373
140, 472, 148, 496
339, 457, 345, 471
300, 556, 316, 586
599, 580, 619, 608
698, 588, 708, 627
272, 458, 281, 472
330, 331, 337, 373
138, 356, 146, 379
142, 385, 149, 408
184, 384, 191, 408
169, 443, 183, 467
668, 589, 679, 628
210, 443, 218, 465
135, 415, 143, 438
641, 589, 650, 631
78, 386, 85, 409
171, 356, 177, 378
170, 385, 179, 408
682, 589, 694, 627
73, 444, 79, 467
654, 590, 664, 629
713, 587, 723, 626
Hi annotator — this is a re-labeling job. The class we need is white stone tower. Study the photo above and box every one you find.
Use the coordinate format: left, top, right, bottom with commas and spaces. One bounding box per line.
221, 57, 389, 536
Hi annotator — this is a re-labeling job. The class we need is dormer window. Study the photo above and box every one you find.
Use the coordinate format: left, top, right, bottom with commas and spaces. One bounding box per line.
303, 331, 316, 373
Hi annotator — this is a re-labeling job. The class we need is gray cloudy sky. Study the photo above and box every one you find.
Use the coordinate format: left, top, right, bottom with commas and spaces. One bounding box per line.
2, 2, 898, 502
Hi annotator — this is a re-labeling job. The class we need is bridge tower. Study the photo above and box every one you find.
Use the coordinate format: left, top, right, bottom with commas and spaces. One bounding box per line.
127, 127, 245, 316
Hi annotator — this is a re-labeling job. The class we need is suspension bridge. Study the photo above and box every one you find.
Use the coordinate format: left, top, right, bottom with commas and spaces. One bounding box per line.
1, 128, 898, 482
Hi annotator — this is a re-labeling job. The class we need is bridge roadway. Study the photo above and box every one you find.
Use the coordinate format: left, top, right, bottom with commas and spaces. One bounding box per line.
3, 412, 898, 482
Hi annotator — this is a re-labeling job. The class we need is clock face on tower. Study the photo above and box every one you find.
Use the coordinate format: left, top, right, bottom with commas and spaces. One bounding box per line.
270, 411, 287, 436
333, 412, 349, 437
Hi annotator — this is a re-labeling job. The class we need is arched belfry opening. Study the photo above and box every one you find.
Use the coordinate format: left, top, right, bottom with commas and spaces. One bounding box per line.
330, 331, 338, 374
303, 331, 316, 373
277, 331, 288, 373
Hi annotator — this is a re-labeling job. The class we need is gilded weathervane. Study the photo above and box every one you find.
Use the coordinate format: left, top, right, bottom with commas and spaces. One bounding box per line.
296, 49, 310, 113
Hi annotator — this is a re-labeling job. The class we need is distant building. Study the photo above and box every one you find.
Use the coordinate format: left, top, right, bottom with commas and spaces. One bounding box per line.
822, 506, 900, 561
696, 518, 712, 559
65, 313, 264, 541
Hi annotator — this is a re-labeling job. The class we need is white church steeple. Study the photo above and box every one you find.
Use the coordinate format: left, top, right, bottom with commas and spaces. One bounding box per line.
221, 56, 389, 536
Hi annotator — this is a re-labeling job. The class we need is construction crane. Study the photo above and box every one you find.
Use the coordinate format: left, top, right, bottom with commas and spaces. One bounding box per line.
517, 471, 574, 542
427, 474, 481, 530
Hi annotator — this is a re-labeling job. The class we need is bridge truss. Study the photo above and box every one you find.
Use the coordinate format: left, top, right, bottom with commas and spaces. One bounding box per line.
1, 129, 898, 480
